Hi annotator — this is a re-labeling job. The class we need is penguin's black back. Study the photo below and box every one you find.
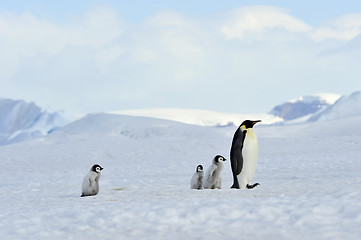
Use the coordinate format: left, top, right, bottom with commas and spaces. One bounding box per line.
230, 126, 246, 176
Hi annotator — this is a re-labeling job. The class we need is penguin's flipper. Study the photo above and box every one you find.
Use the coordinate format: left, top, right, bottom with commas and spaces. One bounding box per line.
230, 129, 246, 175
246, 183, 260, 189
206, 164, 217, 188
207, 164, 217, 181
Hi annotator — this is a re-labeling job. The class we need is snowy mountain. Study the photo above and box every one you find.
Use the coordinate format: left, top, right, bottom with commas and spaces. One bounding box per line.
0, 98, 69, 145
269, 93, 341, 121
2, 90, 359, 147
1, 112, 361, 240
111, 108, 283, 126
309, 91, 361, 121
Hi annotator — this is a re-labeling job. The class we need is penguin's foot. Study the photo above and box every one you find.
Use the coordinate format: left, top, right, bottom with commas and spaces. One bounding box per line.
246, 183, 260, 189
231, 181, 240, 189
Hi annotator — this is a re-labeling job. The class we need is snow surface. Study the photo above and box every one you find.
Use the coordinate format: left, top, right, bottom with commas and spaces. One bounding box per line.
0, 98, 69, 145
1, 113, 361, 240
112, 108, 283, 126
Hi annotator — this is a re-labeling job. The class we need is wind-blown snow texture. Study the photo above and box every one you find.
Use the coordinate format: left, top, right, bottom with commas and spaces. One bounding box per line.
1, 113, 361, 240
0, 98, 68, 145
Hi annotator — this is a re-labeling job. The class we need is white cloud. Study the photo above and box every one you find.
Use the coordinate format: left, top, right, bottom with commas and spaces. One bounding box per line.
310, 13, 361, 42
64, 6, 124, 48
121, 10, 208, 83
219, 6, 312, 40
0, 6, 124, 79
0, 6, 360, 114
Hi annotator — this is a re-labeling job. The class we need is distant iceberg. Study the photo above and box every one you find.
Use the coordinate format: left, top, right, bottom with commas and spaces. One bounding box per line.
0, 98, 69, 145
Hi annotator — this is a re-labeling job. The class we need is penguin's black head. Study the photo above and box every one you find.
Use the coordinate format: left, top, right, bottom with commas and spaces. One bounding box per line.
241, 120, 261, 129
196, 165, 203, 172
91, 164, 103, 173
214, 155, 226, 163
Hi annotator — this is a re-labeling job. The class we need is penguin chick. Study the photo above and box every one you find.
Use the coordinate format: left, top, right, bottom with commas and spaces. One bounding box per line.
81, 164, 103, 197
191, 165, 204, 190
204, 155, 226, 189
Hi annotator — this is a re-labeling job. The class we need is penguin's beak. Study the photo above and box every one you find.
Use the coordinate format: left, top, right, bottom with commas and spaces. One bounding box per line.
252, 120, 261, 125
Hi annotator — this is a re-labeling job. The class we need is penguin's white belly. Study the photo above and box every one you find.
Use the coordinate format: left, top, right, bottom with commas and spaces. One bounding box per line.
237, 133, 258, 189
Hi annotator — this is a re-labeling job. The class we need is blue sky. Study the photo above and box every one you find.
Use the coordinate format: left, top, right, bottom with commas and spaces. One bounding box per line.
3, 0, 361, 25
1, 1, 361, 114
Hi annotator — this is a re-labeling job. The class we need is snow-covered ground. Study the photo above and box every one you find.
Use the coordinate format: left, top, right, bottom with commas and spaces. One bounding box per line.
1, 113, 361, 240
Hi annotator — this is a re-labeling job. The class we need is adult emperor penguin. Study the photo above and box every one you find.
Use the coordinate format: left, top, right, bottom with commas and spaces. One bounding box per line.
81, 164, 103, 197
204, 155, 226, 189
191, 165, 204, 190
230, 120, 261, 189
